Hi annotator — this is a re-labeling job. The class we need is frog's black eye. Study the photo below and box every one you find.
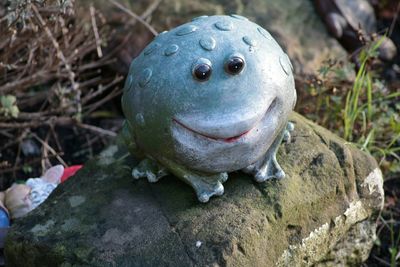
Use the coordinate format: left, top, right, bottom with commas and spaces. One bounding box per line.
193, 64, 212, 81
225, 56, 245, 75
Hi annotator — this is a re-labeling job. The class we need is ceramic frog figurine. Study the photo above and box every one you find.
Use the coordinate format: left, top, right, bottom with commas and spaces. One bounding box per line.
121, 15, 297, 202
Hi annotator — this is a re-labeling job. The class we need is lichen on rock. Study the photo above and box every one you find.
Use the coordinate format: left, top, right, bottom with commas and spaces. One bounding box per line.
4, 113, 383, 267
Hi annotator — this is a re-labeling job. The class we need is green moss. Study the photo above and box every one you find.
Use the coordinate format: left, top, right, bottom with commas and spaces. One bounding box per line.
5, 113, 381, 266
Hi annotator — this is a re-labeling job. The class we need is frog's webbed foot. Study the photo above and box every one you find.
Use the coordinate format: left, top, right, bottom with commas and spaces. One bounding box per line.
243, 121, 294, 182
159, 157, 228, 203
243, 154, 285, 182
132, 158, 168, 183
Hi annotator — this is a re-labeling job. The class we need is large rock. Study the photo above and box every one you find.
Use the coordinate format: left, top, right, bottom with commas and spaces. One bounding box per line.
4, 113, 383, 266
87, 0, 352, 75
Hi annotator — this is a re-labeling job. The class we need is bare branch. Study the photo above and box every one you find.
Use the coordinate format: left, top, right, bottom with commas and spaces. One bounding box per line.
90, 5, 103, 58
31, 132, 68, 167
76, 123, 117, 137
110, 0, 158, 36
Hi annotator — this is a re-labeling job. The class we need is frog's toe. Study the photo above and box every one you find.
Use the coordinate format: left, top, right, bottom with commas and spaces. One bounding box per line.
219, 172, 229, 183
196, 182, 224, 203
198, 193, 210, 203
286, 121, 295, 132
283, 130, 291, 143
215, 182, 225, 196
254, 157, 286, 182
275, 169, 285, 179
132, 168, 160, 183
132, 159, 167, 182
145, 171, 157, 182
132, 167, 147, 180
254, 169, 270, 182
254, 169, 285, 182
147, 168, 168, 183
283, 122, 295, 143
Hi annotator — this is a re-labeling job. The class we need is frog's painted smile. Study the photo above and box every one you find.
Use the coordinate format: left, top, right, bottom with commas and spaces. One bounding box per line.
172, 97, 277, 144
172, 118, 252, 143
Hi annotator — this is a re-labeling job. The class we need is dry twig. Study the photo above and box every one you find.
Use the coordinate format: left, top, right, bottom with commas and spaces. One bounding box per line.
76, 123, 117, 137
90, 5, 103, 58
0, 1, 130, 182
31, 132, 67, 167
110, 0, 158, 36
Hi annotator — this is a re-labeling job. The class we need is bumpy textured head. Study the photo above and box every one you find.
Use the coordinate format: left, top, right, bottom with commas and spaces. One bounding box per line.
122, 15, 296, 173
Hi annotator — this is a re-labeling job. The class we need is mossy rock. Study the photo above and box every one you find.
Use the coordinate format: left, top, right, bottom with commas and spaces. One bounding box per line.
5, 113, 383, 266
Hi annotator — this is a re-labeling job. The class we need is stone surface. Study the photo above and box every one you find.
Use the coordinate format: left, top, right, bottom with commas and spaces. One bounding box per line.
87, 0, 352, 76
5, 113, 383, 267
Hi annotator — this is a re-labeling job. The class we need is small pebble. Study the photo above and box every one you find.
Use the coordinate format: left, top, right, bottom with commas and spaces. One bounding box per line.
196, 241, 202, 248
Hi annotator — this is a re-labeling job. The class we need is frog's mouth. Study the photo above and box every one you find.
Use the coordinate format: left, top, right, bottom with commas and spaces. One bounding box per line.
172, 119, 251, 143
172, 98, 277, 143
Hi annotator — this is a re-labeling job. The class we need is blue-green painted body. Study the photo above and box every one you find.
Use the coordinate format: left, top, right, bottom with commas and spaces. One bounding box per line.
122, 15, 296, 202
